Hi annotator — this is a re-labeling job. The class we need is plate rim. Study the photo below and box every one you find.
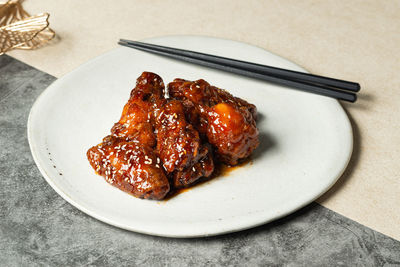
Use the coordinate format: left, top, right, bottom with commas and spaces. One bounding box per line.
27, 35, 353, 238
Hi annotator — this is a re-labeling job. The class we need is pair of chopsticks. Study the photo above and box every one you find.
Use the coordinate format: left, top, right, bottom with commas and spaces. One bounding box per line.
118, 39, 360, 102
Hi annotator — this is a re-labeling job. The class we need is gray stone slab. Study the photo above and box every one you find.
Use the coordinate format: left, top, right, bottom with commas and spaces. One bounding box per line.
0, 55, 41, 100
1, 54, 399, 266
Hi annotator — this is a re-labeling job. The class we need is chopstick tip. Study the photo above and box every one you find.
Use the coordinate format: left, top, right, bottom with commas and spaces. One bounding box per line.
354, 83, 361, 92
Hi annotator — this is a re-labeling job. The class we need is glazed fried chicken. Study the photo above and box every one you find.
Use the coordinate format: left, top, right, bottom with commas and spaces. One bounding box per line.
111, 71, 165, 146
87, 72, 259, 199
154, 99, 214, 187
168, 79, 257, 126
87, 72, 170, 199
87, 72, 218, 199
171, 145, 214, 188
153, 99, 200, 172
168, 79, 259, 165
87, 135, 170, 200
207, 102, 258, 165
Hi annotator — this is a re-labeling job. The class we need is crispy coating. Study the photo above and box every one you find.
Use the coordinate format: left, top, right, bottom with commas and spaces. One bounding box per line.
87, 135, 170, 200
129, 71, 166, 103
171, 145, 214, 188
88, 72, 170, 199
207, 103, 258, 165
168, 78, 257, 124
111, 72, 165, 146
154, 100, 203, 171
154, 99, 214, 187
168, 78, 259, 165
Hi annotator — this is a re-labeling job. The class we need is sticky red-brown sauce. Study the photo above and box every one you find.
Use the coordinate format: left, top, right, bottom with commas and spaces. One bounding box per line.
161, 158, 253, 201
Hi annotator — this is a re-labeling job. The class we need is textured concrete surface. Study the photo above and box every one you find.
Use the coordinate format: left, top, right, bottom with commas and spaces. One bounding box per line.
1, 54, 400, 266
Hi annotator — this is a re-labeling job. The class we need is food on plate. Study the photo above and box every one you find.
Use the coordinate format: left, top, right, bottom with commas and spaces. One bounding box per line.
153, 99, 215, 188
87, 135, 170, 200
110, 72, 165, 146
168, 78, 259, 165
87, 72, 259, 200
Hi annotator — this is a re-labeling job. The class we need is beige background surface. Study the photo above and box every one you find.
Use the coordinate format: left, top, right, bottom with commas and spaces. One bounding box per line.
8, 0, 400, 240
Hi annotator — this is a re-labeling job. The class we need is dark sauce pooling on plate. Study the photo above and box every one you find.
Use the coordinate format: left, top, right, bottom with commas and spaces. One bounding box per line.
162, 159, 253, 201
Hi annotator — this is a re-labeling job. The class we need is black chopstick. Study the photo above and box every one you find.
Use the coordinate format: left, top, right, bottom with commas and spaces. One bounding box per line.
118, 39, 358, 102
120, 39, 360, 93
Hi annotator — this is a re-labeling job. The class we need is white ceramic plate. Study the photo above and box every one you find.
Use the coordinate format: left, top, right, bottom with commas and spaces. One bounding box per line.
28, 36, 352, 238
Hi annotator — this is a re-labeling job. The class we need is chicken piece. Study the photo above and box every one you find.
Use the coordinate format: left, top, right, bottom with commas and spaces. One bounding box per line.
168, 79, 257, 125
167, 79, 259, 165
172, 145, 214, 188
111, 72, 165, 146
88, 72, 170, 199
87, 135, 170, 200
154, 99, 214, 186
167, 79, 216, 135
212, 85, 257, 120
111, 111, 155, 147
154, 99, 201, 172
207, 103, 259, 165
